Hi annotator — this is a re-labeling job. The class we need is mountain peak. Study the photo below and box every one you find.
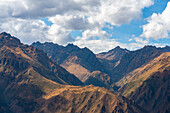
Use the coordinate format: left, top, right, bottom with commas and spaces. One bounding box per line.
66, 43, 76, 47
115, 46, 120, 49
143, 45, 156, 49
0, 32, 11, 36
0, 32, 12, 38
107, 46, 129, 53
65, 43, 80, 51
0, 32, 21, 45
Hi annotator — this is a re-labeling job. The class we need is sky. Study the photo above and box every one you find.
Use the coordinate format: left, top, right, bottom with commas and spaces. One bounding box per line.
0, 0, 170, 53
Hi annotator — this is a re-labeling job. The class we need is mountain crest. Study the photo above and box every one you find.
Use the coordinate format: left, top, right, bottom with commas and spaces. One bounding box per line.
114, 46, 121, 49
0, 32, 21, 45
143, 45, 156, 49
65, 43, 80, 51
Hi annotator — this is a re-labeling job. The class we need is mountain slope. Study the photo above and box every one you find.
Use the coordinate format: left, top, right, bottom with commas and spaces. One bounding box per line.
0, 32, 146, 113
84, 71, 112, 89
114, 52, 170, 113
111, 45, 169, 82
96, 46, 129, 69
116, 52, 170, 96
0, 32, 83, 86
32, 42, 112, 87
32, 42, 106, 82
129, 68, 170, 113
36, 85, 147, 113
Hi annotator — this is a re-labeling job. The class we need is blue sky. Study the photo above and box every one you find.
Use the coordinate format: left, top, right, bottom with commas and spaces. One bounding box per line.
40, 0, 170, 52
0, 0, 170, 53
109, 0, 170, 44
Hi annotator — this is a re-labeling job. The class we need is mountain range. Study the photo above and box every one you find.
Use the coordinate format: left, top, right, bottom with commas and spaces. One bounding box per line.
32, 41, 170, 86
0, 32, 170, 113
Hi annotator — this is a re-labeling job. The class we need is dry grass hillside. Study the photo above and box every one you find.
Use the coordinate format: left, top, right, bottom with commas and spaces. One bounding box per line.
112, 46, 165, 82
0, 32, 146, 113
32, 41, 111, 87
35, 85, 147, 113
116, 52, 170, 96
114, 52, 170, 113
129, 68, 170, 113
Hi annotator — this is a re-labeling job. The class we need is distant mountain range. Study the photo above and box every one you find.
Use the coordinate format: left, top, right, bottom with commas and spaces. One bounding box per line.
32, 41, 170, 86
32, 41, 111, 89
0, 32, 170, 113
111, 45, 170, 82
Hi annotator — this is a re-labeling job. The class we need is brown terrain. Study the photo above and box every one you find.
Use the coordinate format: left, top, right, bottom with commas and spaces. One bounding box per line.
0, 32, 147, 113
32, 42, 131, 89
84, 71, 112, 89
1, 32, 169, 113
111, 45, 168, 82
129, 68, 170, 113
116, 52, 170, 113
96, 46, 129, 71
32, 42, 111, 88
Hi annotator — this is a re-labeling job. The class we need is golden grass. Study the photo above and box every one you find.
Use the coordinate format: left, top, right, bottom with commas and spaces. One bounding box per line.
61, 62, 91, 81
117, 52, 170, 96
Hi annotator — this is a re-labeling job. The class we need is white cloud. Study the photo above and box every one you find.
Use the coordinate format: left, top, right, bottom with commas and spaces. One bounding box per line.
74, 38, 120, 53
49, 15, 100, 31
0, 0, 100, 19
128, 38, 133, 41
74, 37, 151, 53
134, 37, 149, 44
141, 2, 170, 39
0, 0, 155, 51
47, 24, 74, 45
0, 18, 49, 44
86, 0, 154, 26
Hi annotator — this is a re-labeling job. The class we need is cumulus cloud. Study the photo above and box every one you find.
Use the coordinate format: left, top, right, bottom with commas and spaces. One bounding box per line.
48, 0, 154, 52
141, 2, 170, 39
0, 18, 49, 44
0, 0, 155, 52
47, 24, 74, 45
91, 0, 153, 26
0, 0, 100, 19
134, 37, 149, 44
74, 37, 150, 53
74, 38, 120, 53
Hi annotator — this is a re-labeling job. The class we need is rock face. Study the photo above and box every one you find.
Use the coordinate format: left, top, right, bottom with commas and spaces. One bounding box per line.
0, 32, 146, 113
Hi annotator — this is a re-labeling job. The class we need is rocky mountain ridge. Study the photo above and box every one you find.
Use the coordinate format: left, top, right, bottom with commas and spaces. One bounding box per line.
0, 32, 147, 113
